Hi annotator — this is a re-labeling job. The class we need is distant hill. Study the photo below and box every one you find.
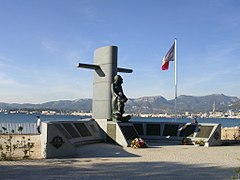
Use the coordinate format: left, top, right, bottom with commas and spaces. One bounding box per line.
173, 94, 239, 113
126, 96, 171, 114
225, 100, 240, 112
0, 99, 92, 113
0, 94, 239, 114
40, 99, 92, 112
127, 94, 239, 114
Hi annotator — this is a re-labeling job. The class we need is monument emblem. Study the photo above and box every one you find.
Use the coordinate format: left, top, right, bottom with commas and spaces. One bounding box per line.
50, 135, 65, 149
77, 46, 132, 122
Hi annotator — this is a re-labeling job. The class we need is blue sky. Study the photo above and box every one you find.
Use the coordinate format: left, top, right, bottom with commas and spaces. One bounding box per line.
0, 0, 240, 103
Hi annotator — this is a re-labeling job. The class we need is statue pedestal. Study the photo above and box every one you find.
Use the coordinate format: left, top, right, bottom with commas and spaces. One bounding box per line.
106, 121, 139, 146
94, 118, 139, 147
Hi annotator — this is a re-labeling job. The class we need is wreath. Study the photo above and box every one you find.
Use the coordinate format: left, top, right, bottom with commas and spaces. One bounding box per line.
130, 138, 148, 148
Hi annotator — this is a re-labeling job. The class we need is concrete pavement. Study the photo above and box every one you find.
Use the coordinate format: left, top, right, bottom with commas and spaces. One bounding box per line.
0, 143, 239, 179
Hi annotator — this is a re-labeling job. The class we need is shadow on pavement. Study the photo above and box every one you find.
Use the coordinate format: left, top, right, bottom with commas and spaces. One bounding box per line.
75, 143, 140, 158
0, 160, 237, 179
0, 143, 239, 179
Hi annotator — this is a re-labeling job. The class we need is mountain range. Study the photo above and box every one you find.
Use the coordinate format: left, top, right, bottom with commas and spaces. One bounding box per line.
0, 94, 240, 114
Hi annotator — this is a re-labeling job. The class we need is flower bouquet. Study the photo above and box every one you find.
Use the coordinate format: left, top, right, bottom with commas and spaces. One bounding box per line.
182, 137, 190, 145
130, 138, 148, 148
195, 139, 205, 146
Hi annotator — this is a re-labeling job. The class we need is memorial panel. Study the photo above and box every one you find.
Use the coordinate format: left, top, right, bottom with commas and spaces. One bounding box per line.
133, 123, 144, 135
74, 123, 92, 137
195, 126, 214, 138
163, 124, 179, 136
54, 124, 72, 139
179, 125, 197, 137
62, 123, 80, 138
146, 124, 161, 136
90, 124, 98, 133
119, 124, 139, 140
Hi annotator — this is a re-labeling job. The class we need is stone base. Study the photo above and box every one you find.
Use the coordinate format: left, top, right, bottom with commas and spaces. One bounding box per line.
112, 114, 131, 123
106, 121, 139, 146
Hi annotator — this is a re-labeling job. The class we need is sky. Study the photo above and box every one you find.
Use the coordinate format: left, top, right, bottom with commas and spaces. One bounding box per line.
0, 0, 240, 103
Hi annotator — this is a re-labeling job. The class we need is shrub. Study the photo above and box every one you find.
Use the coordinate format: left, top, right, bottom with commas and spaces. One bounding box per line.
0, 127, 34, 161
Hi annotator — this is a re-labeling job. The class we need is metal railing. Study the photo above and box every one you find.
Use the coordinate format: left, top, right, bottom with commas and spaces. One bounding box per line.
0, 123, 38, 134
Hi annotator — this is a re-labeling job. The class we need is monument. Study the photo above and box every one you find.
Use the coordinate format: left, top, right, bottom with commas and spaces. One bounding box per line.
32, 46, 222, 159
77, 46, 132, 122
77, 46, 139, 146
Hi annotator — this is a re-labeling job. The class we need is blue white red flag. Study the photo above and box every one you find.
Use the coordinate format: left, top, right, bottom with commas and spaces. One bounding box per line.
162, 42, 175, 70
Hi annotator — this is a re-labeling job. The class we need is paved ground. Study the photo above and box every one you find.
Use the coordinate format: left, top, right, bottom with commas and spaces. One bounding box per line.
0, 143, 239, 180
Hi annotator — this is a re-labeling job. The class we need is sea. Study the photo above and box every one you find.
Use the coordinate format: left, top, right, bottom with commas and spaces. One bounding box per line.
0, 113, 240, 128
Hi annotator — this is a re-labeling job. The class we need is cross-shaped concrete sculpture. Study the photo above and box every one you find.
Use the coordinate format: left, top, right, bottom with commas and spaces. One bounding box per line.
77, 46, 133, 121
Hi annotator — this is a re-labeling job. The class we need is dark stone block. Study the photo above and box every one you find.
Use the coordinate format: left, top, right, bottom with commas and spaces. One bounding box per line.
119, 124, 139, 140
133, 123, 144, 135
54, 124, 72, 139
179, 125, 197, 137
62, 123, 80, 138
74, 123, 92, 137
163, 124, 179, 136
195, 126, 214, 138
146, 124, 161, 136
90, 124, 98, 133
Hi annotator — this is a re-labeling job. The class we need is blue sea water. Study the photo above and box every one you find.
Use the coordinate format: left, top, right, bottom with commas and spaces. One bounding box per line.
0, 113, 240, 127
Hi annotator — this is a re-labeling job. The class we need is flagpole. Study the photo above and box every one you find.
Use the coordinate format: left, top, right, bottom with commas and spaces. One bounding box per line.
174, 38, 177, 122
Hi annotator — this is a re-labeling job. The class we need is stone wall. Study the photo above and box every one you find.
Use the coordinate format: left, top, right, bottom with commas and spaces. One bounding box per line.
221, 126, 240, 140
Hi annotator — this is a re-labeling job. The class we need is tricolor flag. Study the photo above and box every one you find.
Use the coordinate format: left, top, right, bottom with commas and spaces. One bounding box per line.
161, 42, 175, 70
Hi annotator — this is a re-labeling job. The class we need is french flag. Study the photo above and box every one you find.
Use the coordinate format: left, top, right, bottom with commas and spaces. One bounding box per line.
162, 42, 175, 70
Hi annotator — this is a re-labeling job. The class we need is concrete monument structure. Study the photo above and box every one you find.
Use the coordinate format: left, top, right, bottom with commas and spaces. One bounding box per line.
36, 45, 223, 159
77, 46, 132, 121
77, 46, 140, 146
41, 120, 104, 158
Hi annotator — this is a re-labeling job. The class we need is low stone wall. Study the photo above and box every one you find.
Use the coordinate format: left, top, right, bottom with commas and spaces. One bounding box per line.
1, 120, 105, 159
0, 134, 42, 160
132, 122, 222, 146
221, 126, 240, 140
41, 120, 104, 158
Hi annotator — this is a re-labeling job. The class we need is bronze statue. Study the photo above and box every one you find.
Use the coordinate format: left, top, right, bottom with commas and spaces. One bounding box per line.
112, 75, 131, 122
